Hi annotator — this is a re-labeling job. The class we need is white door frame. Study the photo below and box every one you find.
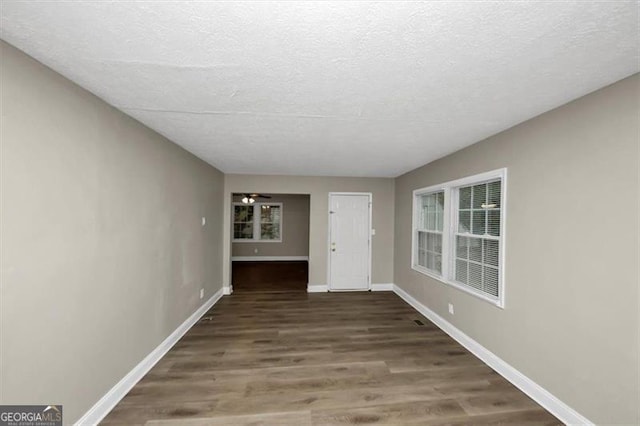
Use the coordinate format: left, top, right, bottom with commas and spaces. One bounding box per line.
327, 192, 373, 291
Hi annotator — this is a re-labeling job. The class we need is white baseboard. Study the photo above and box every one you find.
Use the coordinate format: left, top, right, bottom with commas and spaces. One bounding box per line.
231, 256, 309, 262
308, 283, 393, 292
307, 284, 328, 293
75, 288, 225, 425
371, 283, 394, 291
223, 284, 233, 295
392, 285, 593, 426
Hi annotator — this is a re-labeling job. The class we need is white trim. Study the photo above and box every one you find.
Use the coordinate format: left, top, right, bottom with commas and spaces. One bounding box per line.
232, 202, 283, 242
307, 284, 328, 293
327, 192, 373, 291
411, 187, 447, 279
75, 288, 225, 426
392, 284, 593, 426
371, 283, 394, 291
328, 288, 371, 292
223, 284, 233, 295
232, 240, 283, 243
231, 256, 309, 262
440, 278, 504, 306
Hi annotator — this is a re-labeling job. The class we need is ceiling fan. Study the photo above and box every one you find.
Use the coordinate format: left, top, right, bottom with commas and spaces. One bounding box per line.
235, 193, 272, 204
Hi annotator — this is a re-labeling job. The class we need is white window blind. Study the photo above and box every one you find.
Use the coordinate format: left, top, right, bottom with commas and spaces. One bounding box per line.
415, 191, 444, 275
453, 180, 501, 297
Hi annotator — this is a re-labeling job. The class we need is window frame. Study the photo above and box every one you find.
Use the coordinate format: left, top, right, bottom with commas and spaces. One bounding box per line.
232, 202, 283, 243
412, 187, 448, 279
411, 168, 507, 308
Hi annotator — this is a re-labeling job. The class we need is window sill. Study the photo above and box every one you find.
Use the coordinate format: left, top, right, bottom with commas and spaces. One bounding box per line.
411, 264, 504, 309
233, 239, 282, 243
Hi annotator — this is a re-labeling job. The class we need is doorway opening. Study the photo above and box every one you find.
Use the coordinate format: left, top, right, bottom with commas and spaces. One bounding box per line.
231, 193, 310, 293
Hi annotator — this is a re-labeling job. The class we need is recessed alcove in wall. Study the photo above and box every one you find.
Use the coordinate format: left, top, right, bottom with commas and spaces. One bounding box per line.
231, 193, 311, 292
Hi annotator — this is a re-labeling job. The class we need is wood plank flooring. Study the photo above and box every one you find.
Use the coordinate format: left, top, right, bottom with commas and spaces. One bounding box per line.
231, 261, 308, 292
101, 291, 561, 425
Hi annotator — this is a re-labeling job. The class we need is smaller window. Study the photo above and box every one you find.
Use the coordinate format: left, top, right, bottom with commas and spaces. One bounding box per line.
233, 203, 282, 242
233, 205, 254, 240
259, 204, 281, 240
414, 191, 445, 276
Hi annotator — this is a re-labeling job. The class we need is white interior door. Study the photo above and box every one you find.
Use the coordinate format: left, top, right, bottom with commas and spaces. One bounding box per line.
328, 193, 371, 291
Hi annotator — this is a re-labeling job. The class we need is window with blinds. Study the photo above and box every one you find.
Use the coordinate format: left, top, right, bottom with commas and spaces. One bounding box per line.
454, 180, 501, 298
416, 191, 444, 275
412, 169, 506, 307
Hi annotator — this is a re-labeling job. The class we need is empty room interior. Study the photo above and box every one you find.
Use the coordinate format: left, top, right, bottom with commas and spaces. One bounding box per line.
1, 2, 638, 425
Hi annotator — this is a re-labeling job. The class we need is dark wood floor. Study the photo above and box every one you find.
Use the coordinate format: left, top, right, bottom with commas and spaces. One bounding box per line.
232, 261, 308, 292
102, 291, 560, 425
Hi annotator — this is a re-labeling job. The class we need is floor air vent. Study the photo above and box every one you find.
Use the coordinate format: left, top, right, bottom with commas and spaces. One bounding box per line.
414, 319, 424, 326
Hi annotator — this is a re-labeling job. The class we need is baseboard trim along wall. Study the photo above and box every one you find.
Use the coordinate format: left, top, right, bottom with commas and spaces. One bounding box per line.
231, 256, 309, 261
392, 284, 593, 426
371, 283, 394, 291
75, 287, 225, 425
307, 283, 328, 293
223, 284, 233, 295
306, 283, 394, 293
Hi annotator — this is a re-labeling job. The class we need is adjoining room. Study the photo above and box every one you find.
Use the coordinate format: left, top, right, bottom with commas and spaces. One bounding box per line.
231, 193, 311, 292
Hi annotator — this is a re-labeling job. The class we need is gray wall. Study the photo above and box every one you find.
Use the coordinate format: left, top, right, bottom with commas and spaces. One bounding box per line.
394, 74, 639, 425
232, 194, 310, 258
223, 175, 395, 287
0, 41, 225, 423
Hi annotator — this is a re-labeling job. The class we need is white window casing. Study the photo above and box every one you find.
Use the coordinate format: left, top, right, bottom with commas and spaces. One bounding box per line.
414, 190, 445, 277
412, 168, 507, 308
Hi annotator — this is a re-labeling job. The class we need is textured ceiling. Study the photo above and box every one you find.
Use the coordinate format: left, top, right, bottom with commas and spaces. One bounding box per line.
1, 2, 638, 177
